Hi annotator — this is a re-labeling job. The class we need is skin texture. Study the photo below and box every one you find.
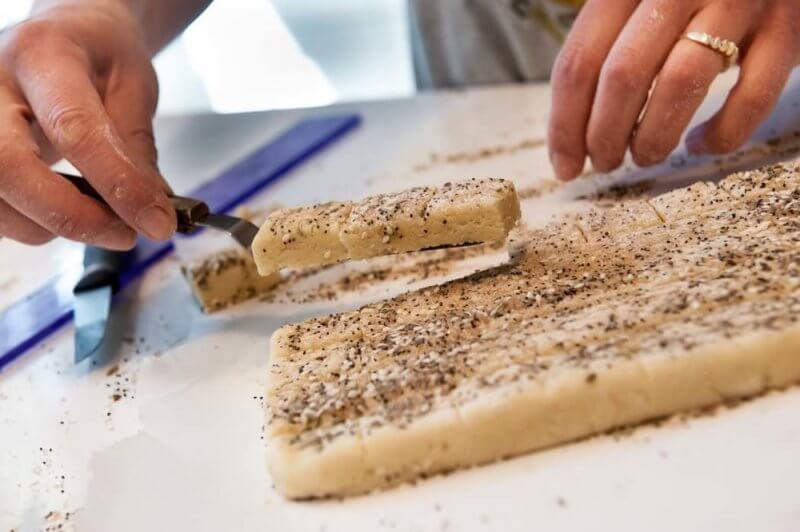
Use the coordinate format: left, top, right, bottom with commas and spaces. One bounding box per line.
0, 0, 210, 249
549, 0, 800, 181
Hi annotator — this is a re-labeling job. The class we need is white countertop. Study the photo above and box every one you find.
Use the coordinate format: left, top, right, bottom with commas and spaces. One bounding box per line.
2, 74, 800, 532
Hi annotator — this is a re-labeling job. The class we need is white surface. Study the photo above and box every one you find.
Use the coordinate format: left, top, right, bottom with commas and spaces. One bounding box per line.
176, 0, 337, 113
0, 1, 414, 115
3, 74, 800, 531
164, 0, 414, 113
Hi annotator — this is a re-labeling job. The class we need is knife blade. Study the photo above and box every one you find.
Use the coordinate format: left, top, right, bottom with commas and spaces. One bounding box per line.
59, 172, 260, 251
73, 247, 129, 363
73, 285, 111, 363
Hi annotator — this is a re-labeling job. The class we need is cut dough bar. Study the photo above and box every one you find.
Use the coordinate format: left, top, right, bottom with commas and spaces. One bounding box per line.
181, 249, 281, 313
181, 205, 282, 312
266, 161, 800, 499
252, 178, 521, 275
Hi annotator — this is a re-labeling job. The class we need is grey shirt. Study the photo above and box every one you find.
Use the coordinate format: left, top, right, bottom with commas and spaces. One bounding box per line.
409, 0, 582, 89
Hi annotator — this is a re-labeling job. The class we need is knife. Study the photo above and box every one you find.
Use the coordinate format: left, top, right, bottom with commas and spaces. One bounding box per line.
58, 172, 260, 250
63, 171, 260, 363
73, 246, 130, 363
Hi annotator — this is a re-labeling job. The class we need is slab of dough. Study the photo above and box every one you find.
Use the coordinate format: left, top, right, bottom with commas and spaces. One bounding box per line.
251, 178, 521, 275
181, 249, 281, 312
266, 161, 800, 499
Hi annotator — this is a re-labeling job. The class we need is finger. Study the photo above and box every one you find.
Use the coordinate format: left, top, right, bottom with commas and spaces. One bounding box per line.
0, 197, 54, 245
0, 95, 136, 249
586, 0, 700, 173
686, 2, 800, 155
0, 153, 137, 250
30, 120, 60, 165
631, 1, 759, 166
548, 0, 640, 181
13, 43, 176, 240
103, 57, 170, 191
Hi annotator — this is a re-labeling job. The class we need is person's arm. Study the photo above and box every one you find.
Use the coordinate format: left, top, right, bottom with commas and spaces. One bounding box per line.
548, 0, 800, 181
32, 0, 213, 56
0, 0, 210, 249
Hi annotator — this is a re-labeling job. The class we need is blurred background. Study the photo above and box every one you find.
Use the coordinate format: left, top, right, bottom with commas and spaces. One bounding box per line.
0, 0, 416, 114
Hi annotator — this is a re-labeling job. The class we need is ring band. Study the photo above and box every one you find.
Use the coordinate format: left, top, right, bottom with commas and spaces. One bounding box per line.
682, 31, 739, 71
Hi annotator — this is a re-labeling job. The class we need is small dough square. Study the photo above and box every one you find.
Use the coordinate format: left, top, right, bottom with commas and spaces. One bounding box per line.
420, 178, 522, 248
252, 202, 353, 276
181, 249, 281, 312
341, 186, 437, 259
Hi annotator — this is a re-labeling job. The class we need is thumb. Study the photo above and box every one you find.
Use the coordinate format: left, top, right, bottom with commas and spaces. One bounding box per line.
14, 45, 176, 241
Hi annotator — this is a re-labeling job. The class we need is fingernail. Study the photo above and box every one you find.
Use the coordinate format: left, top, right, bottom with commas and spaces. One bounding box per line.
551, 152, 582, 181
99, 221, 137, 250
590, 156, 620, 174
685, 125, 707, 155
136, 204, 175, 240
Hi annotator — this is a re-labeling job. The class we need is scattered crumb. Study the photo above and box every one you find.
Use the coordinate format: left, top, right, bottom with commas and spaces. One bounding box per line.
413, 138, 546, 172
578, 180, 655, 203
42, 509, 72, 532
517, 179, 561, 200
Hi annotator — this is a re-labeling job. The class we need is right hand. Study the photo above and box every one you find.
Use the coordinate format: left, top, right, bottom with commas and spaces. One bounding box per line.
0, 2, 176, 250
548, 0, 800, 182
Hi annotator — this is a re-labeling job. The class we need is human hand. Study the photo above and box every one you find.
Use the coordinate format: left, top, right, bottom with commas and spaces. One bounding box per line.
548, 0, 800, 181
0, 2, 175, 249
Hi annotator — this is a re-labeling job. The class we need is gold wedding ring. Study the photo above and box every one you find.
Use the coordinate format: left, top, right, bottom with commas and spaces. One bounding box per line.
682, 31, 739, 71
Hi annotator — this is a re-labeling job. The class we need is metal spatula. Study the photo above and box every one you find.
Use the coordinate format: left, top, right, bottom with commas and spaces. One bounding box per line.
59, 172, 259, 251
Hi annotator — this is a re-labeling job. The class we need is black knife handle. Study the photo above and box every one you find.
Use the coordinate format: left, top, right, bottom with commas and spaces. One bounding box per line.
171, 195, 209, 234
74, 247, 131, 293
58, 172, 208, 235
61, 171, 104, 201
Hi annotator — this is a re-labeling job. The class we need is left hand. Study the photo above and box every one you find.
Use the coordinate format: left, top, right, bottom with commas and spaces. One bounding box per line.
548, 0, 800, 181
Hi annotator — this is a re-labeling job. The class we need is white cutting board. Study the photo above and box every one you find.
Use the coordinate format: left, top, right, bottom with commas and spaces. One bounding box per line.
2, 72, 800, 532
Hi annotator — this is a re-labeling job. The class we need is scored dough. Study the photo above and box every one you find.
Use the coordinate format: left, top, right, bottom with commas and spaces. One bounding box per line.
421, 179, 522, 248
341, 186, 437, 260
646, 181, 729, 223
266, 161, 800, 499
252, 178, 521, 275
